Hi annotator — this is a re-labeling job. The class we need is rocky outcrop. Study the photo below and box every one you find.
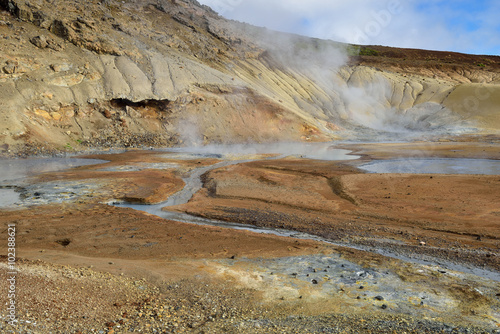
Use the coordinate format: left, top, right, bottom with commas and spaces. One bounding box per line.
0, 0, 499, 155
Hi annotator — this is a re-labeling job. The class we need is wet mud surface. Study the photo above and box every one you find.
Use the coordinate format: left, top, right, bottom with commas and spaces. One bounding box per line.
0, 143, 499, 333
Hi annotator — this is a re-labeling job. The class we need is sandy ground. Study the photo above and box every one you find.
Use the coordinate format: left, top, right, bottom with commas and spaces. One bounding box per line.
0, 145, 500, 333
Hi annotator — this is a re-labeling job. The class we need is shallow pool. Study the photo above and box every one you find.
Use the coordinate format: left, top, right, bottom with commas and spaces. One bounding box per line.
0, 157, 105, 183
359, 158, 500, 175
163, 142, 360, 161
0, 157, 105, 208
0, 188, 19, 207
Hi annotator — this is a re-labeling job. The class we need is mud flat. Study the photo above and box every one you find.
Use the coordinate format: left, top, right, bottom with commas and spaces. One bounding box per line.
0, 144, 499, 333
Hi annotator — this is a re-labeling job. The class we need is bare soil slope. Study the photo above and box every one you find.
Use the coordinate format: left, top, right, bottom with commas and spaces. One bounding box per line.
0, 0, 499, 155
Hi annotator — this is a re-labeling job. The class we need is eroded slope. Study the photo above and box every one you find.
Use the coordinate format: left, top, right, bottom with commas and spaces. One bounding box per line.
0, 0, 499, 155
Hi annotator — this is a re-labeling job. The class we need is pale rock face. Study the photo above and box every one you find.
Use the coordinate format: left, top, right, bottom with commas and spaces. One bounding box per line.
100, 55, 132, 99
0, 0, 498, 154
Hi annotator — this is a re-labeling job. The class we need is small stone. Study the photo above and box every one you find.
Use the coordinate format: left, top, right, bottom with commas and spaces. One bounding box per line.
381, 304, 388, 309
41, 92, 54, 100
50, 64, 62, 72
2, 64, 16, 74
374, 296, 384, 301
34, 109, 52, 120
30, 35, 48, 48
50, 112, 62, 121
311, 279, 318, 284
102, 109, 113, 118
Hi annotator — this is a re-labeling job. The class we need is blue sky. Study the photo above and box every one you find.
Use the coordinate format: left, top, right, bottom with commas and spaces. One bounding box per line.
197, 0, 500, 55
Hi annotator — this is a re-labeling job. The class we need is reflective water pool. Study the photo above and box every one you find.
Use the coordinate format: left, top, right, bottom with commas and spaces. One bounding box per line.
0, 157, 105, 207
359, 158, 500, 175
0, 157, 105, 183
0, 188, 19, 207
162, 142, 360, 161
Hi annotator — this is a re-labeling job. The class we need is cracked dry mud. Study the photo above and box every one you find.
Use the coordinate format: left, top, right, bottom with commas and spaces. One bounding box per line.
0, 144, 499, 333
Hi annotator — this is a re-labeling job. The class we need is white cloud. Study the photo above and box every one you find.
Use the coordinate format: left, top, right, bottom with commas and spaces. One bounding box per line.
198, 0, 499, 55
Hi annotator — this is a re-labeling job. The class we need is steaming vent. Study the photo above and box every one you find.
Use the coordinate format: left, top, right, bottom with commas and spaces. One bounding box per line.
346, 102, 475, 136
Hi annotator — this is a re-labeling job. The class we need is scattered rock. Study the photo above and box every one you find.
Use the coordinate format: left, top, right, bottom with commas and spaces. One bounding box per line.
50, 112, 62, 121
30, 35, 48, 48
34, 109, 52, 120
56, 238, 71, 247
2, 63, 16, 74
50, 64, 63, 72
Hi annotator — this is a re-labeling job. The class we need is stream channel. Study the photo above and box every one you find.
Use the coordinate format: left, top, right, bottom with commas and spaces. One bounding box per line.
112, 144, 500, 282
1, 144, 499, 281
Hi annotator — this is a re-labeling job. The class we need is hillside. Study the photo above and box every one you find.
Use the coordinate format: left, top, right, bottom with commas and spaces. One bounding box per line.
0, 0, 499, 156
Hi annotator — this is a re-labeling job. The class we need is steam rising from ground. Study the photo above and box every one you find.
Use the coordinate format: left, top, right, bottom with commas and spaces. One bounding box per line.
241, 28, 476, 141
345, 101, 475, 135
166, 142, 359, 161
173, 22, 476, 146
177, 115, 203, 146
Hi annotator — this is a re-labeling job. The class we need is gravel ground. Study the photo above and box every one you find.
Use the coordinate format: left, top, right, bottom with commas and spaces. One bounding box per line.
1, 258, 499, 334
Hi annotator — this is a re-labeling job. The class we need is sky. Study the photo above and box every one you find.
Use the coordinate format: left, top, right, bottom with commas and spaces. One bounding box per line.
197, 0, 500, 56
